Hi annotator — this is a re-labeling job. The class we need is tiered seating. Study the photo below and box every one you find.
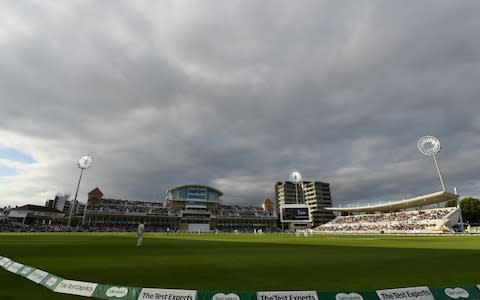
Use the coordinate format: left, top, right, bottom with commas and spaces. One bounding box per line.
88, 199, 180, 216
213, 205, 275, 218
89, 200, 273, 218
314, 207, 457, 233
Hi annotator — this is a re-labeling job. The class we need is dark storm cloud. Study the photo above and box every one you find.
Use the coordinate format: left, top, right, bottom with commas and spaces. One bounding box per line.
1, 0, 480, 207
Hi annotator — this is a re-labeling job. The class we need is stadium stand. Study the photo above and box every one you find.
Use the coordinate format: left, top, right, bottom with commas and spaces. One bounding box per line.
88, 198, 181, 216
314, 207, 460, 233
212, 205, 275, 218
79, 187, 278, 232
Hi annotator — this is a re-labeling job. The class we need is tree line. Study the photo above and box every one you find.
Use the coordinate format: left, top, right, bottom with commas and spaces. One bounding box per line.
445, 197, 480, 225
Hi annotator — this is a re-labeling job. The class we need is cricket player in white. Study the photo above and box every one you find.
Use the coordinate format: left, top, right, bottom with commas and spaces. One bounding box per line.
137, 223, 145, 247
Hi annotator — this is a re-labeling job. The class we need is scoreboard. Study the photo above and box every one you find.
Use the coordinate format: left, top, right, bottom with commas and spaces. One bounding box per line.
280, 204, 311, 223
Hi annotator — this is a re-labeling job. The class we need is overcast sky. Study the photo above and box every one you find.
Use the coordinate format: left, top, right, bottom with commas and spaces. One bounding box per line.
1, 1, 480, 208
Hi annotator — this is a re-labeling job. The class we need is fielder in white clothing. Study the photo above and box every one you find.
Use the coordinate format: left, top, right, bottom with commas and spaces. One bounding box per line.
136, 223, 145, 247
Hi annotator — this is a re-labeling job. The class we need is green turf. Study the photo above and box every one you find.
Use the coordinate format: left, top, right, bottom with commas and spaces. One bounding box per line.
1, 233, 480, 300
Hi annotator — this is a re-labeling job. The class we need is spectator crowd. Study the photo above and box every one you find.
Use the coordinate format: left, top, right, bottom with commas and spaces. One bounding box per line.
314, 207, 457, 233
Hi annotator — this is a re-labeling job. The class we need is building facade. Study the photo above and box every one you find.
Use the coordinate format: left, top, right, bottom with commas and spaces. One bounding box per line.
165, 184, 223, 210
88, 188, 103, 206
262, 198, 274, 212
275, 181, 305, 213
302, 181, 335, 227
45, 193, 71, 214
84, 185, 277, 232
275, 180, 334, 228
8, 205, 64, 225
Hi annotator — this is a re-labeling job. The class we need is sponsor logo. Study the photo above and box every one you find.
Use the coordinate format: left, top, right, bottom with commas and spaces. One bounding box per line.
20, 266, 33, 275
213, 293, 240, 300
27, 269, 49, 283
3, 260, 14, 269
0, 257, 11, 267
257, 291, 319, 300
46, 276, 59, 287
444, 288, 469, 299
106, 287, 129, 298
54, 279, 98, 297
336, 293, 364, 300
138, 288, 197, 300
7, 262, 24, 273
376, 286, 434, 300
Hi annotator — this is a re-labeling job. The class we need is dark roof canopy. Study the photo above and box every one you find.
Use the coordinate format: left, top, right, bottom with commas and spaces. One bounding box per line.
14, 205, 62, 213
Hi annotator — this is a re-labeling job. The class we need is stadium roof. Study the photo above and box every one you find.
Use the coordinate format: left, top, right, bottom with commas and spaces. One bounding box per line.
325, 190, 458, 213
167, 184, 224, 196
13, 205, 62, 213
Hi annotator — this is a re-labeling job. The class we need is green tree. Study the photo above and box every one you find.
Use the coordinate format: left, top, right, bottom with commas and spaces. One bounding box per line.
445, 199, 458, 207
460, 197, 480, 224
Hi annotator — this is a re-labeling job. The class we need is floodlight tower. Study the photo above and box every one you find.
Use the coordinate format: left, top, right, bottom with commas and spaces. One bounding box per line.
417, 136, 445, 191
67, 155, 93, 228
290, 171, 302, 204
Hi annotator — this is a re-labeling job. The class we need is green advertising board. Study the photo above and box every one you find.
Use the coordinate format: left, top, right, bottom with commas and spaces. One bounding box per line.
1, 256, 480, 300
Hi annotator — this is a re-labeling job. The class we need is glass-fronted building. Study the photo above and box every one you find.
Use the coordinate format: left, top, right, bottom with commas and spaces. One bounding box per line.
165, 185, 223, 210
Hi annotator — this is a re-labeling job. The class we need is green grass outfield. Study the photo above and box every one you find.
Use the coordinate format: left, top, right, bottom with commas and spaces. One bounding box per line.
1, 233, 480, 299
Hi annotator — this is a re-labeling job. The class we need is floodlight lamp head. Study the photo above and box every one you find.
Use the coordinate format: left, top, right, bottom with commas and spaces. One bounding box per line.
289, 171, 302, 183
78, 155, 93, 169
418, 136, 441, 156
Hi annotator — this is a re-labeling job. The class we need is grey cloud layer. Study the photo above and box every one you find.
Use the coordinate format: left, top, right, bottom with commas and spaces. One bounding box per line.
1, 1, 480, 206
